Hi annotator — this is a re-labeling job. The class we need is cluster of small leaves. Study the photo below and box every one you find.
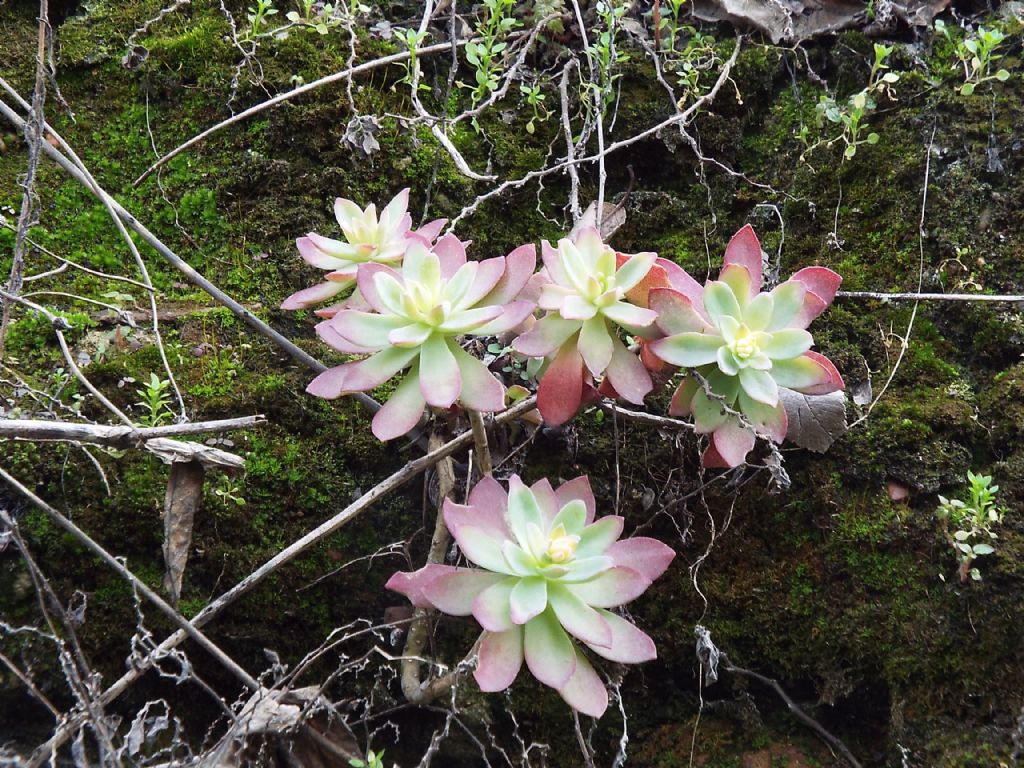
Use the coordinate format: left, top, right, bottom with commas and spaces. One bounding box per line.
936, 21, 1012, 95
654, 1, 720, 104
937, 471, 1006, 582
519, 80, 552, 135
487, 341, 538, 382
812, 44, 900, 160
245, 0, 364, 41
585, 1, 630, 114
284, 0, 353, 36
244, 0, 279, 39
213, 475, 246, 507
392, 27, 430, 91
349, 748, 387, 768
134, 373, 173, 427
463, 0, 521, 110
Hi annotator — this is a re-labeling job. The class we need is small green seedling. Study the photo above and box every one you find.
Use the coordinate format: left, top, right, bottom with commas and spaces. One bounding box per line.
519, 81, 551, 134
244, 0, 278, 40
937, 471, 1006, 582
349, 748, 386, 768
936, 22, 1012, 95
813, 43, 900, 160
213, 475, 246, 507
135, 373, 173, 427
392, 28, 430, 92
461, 0, 520, 113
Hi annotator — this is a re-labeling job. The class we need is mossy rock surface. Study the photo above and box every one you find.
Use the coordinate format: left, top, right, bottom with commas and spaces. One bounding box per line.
1, 3, 1023, 766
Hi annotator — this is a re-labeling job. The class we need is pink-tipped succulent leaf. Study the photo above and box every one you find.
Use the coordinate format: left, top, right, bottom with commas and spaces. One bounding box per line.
306, 240, 536, 440
647, 225, 845, 467
386, 474, 674, 718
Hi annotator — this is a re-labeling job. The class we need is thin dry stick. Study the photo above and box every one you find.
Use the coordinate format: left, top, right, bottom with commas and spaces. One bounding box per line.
601, 402, 695, 432
6, 510, 121, 762
837, 290, 1024, 302
0, 80, 186, 418
467, 409, 492, 476
405, 2, 497, 183
0, 93, 388, 424
719, 653, 863, 768
573, 709, 596, 768
447, 36, 743, 231
0, 0, 49, 359
849, 124, 936, 430
0, 415, 265, 445
1, 290, 134, 425
0, 221, 155, 291
0, 476, 260, 692
559, 58, 582, 221
401, 427, 458, 705
133, 39, 470, 185
27, 394, 538, 765
570, 0, 607, 229
0, 649, 61, 718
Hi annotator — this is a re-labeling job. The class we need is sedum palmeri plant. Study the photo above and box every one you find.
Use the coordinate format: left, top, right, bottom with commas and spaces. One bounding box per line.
306, 237, 536, 440
285, 191, 853, 725
512, 227, 659, 425
386, 474, 674, 717
647, 225, 845, 467
281, 188, 445, 317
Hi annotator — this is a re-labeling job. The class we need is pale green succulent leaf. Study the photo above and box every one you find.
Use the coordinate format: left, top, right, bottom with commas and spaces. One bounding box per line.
762, 328, 813, 360
704, 281, 742, 326
739, 366, 779, 406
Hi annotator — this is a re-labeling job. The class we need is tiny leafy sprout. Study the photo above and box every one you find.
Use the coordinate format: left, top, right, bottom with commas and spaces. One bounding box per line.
519, 81, 550, 134
462, 0, 520, 111
281, 189, 446, 316
305, 238, 537, 441
512, 227, 660, 426
244, 0, 278, 39
135, 373, 173, 427
647, 225, 844, 468
812, 43, 898, 161
387, 475, 675, 717
953, 25, 1012, 94
213, 475, 245, 507
937, 471, 1006, 582
584, 0, 630, 113
392, 28, 431, 91
349, 748, 384, 768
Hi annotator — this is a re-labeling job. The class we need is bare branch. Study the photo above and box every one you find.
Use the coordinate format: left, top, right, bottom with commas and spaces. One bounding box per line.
720, 652, 863, 768
28, 394, 538, 764
0, 0, 50, 359
132, 39, 471, 185
0, 476, 261, 692
0, 91, 393, 433
0, 415, 266, 446
448, 36, 744, 231
401, 427, 458, 705
837, 290, 1024, 303
467, 409, 493, 476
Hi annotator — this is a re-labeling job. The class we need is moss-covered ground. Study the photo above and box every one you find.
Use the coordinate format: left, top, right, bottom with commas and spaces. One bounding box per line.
0, 2, 1022, 765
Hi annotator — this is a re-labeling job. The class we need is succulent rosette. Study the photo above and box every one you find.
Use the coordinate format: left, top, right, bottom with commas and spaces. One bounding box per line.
646, 225, 845, 467
512, 227, 660, 425
281, 188, 446, 317
386, 474, 674, 717
305, 237, 537, 440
